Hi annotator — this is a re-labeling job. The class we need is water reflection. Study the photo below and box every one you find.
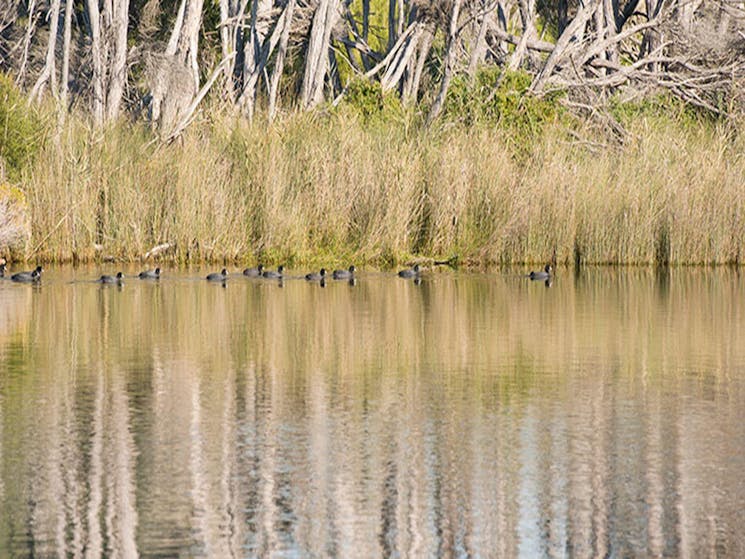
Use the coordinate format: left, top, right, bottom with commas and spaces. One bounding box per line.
0, 267, 744, 557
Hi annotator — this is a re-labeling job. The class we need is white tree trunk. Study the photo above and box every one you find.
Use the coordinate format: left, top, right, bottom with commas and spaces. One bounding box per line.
302, 0, 340, 109
268, 0, 297, 121
29, 0, 61, 102
176, 0, 204, 90
60, 0, 74, 113
468, 0, 492, 76
403, 24, 433, 104
17, 0, 38, 86
427, 0, 463, 124
86, 0, 105, 124
106, 0, 130, 122
167, 0, 187, 56
240, 0, 273, 117
508, 0, 535, 71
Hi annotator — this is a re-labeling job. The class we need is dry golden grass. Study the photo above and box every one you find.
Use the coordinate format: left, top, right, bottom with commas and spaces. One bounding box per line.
19, 109, 745, 266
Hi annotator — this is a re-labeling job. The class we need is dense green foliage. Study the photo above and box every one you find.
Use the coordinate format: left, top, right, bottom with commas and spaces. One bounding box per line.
445, 68, 565, 131
0, 74, 43, 181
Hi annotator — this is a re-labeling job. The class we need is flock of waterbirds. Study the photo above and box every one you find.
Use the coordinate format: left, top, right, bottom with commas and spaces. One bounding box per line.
0, 262, 554, 286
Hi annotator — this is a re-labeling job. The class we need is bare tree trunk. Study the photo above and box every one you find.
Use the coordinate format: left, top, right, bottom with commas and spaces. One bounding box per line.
388, 0, 398, 50
642, 0, 664, 72
558, 0, 568, 34
268, 0, 296, 121
676, 0, 702, 32
106, 0, 130, 122
530, 2, 593, 92
166, 0, 187, 55
240, 0, 273, 117
87, 0, 105, 124
363, 0, 370, 43
176, 0, 205, 91
427, 0, 463, 125
508, 0, 535, 71
219, 0, 232, 88
403, 24, 433, 104
17, 0, 38, 86
302, 0, 340, 109
29, 0, 62, 102
381, 22, 423, 91
468, 0, 492, 76
60, 0, 74, 114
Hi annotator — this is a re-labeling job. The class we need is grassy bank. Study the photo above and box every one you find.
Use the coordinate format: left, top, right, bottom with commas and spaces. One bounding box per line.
6, 95, 745, 266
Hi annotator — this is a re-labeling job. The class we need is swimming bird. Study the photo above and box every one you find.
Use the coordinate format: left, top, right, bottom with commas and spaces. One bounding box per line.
262, 265, 284, 279
11, 265, 43, 283
98, 272, 124, 284
206, 268, 229, 281
243, 264, 264, 277
332, 265, 355, 280
305, 268, 326, 281
529, 264, 553, 281
398, 264, 421, 278
138, 267, 161, 279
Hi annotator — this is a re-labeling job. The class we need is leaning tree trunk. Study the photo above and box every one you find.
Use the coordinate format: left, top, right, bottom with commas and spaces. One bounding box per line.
239, 0, 273, 118
508, 0, 535, 71
29, 0, 61, 102
468, 0, 492, 76
17, 0, 38, 86
268, 0, 297, 121
427, 0, 463, 125
403, 23, 433, 104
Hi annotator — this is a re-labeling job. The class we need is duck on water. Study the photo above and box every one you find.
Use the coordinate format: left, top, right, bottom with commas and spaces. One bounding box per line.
207, 269, 229, 282
11, 266, 43, 283
528, 264, 553, 281
139, 267, 161, 279
98, 272, 124, 284
398, 264, 421, 278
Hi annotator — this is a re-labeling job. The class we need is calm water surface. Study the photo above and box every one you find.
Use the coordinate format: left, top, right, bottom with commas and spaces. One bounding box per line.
0, 266, 744, 558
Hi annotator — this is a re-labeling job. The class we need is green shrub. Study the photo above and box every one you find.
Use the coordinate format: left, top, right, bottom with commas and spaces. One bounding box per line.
337, 78, 403, 123
444, 68, 565, 138
609, 91, 709, 128
0, 74, 43, 180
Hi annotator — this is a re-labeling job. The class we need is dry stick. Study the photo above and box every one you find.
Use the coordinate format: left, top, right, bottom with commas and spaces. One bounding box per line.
166, 53, 236, 143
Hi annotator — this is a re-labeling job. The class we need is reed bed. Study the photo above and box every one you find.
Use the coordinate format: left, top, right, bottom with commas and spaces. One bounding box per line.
18, 109, 745, 266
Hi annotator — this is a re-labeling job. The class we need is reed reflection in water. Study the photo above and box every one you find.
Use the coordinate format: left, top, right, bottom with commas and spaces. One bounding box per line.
0, 267, 744, 557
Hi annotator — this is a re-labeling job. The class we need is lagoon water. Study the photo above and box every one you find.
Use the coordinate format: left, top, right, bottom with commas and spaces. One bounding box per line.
1, 266, 744, 558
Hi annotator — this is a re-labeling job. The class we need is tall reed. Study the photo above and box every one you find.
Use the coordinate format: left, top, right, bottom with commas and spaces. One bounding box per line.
18, 109, 745, 266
